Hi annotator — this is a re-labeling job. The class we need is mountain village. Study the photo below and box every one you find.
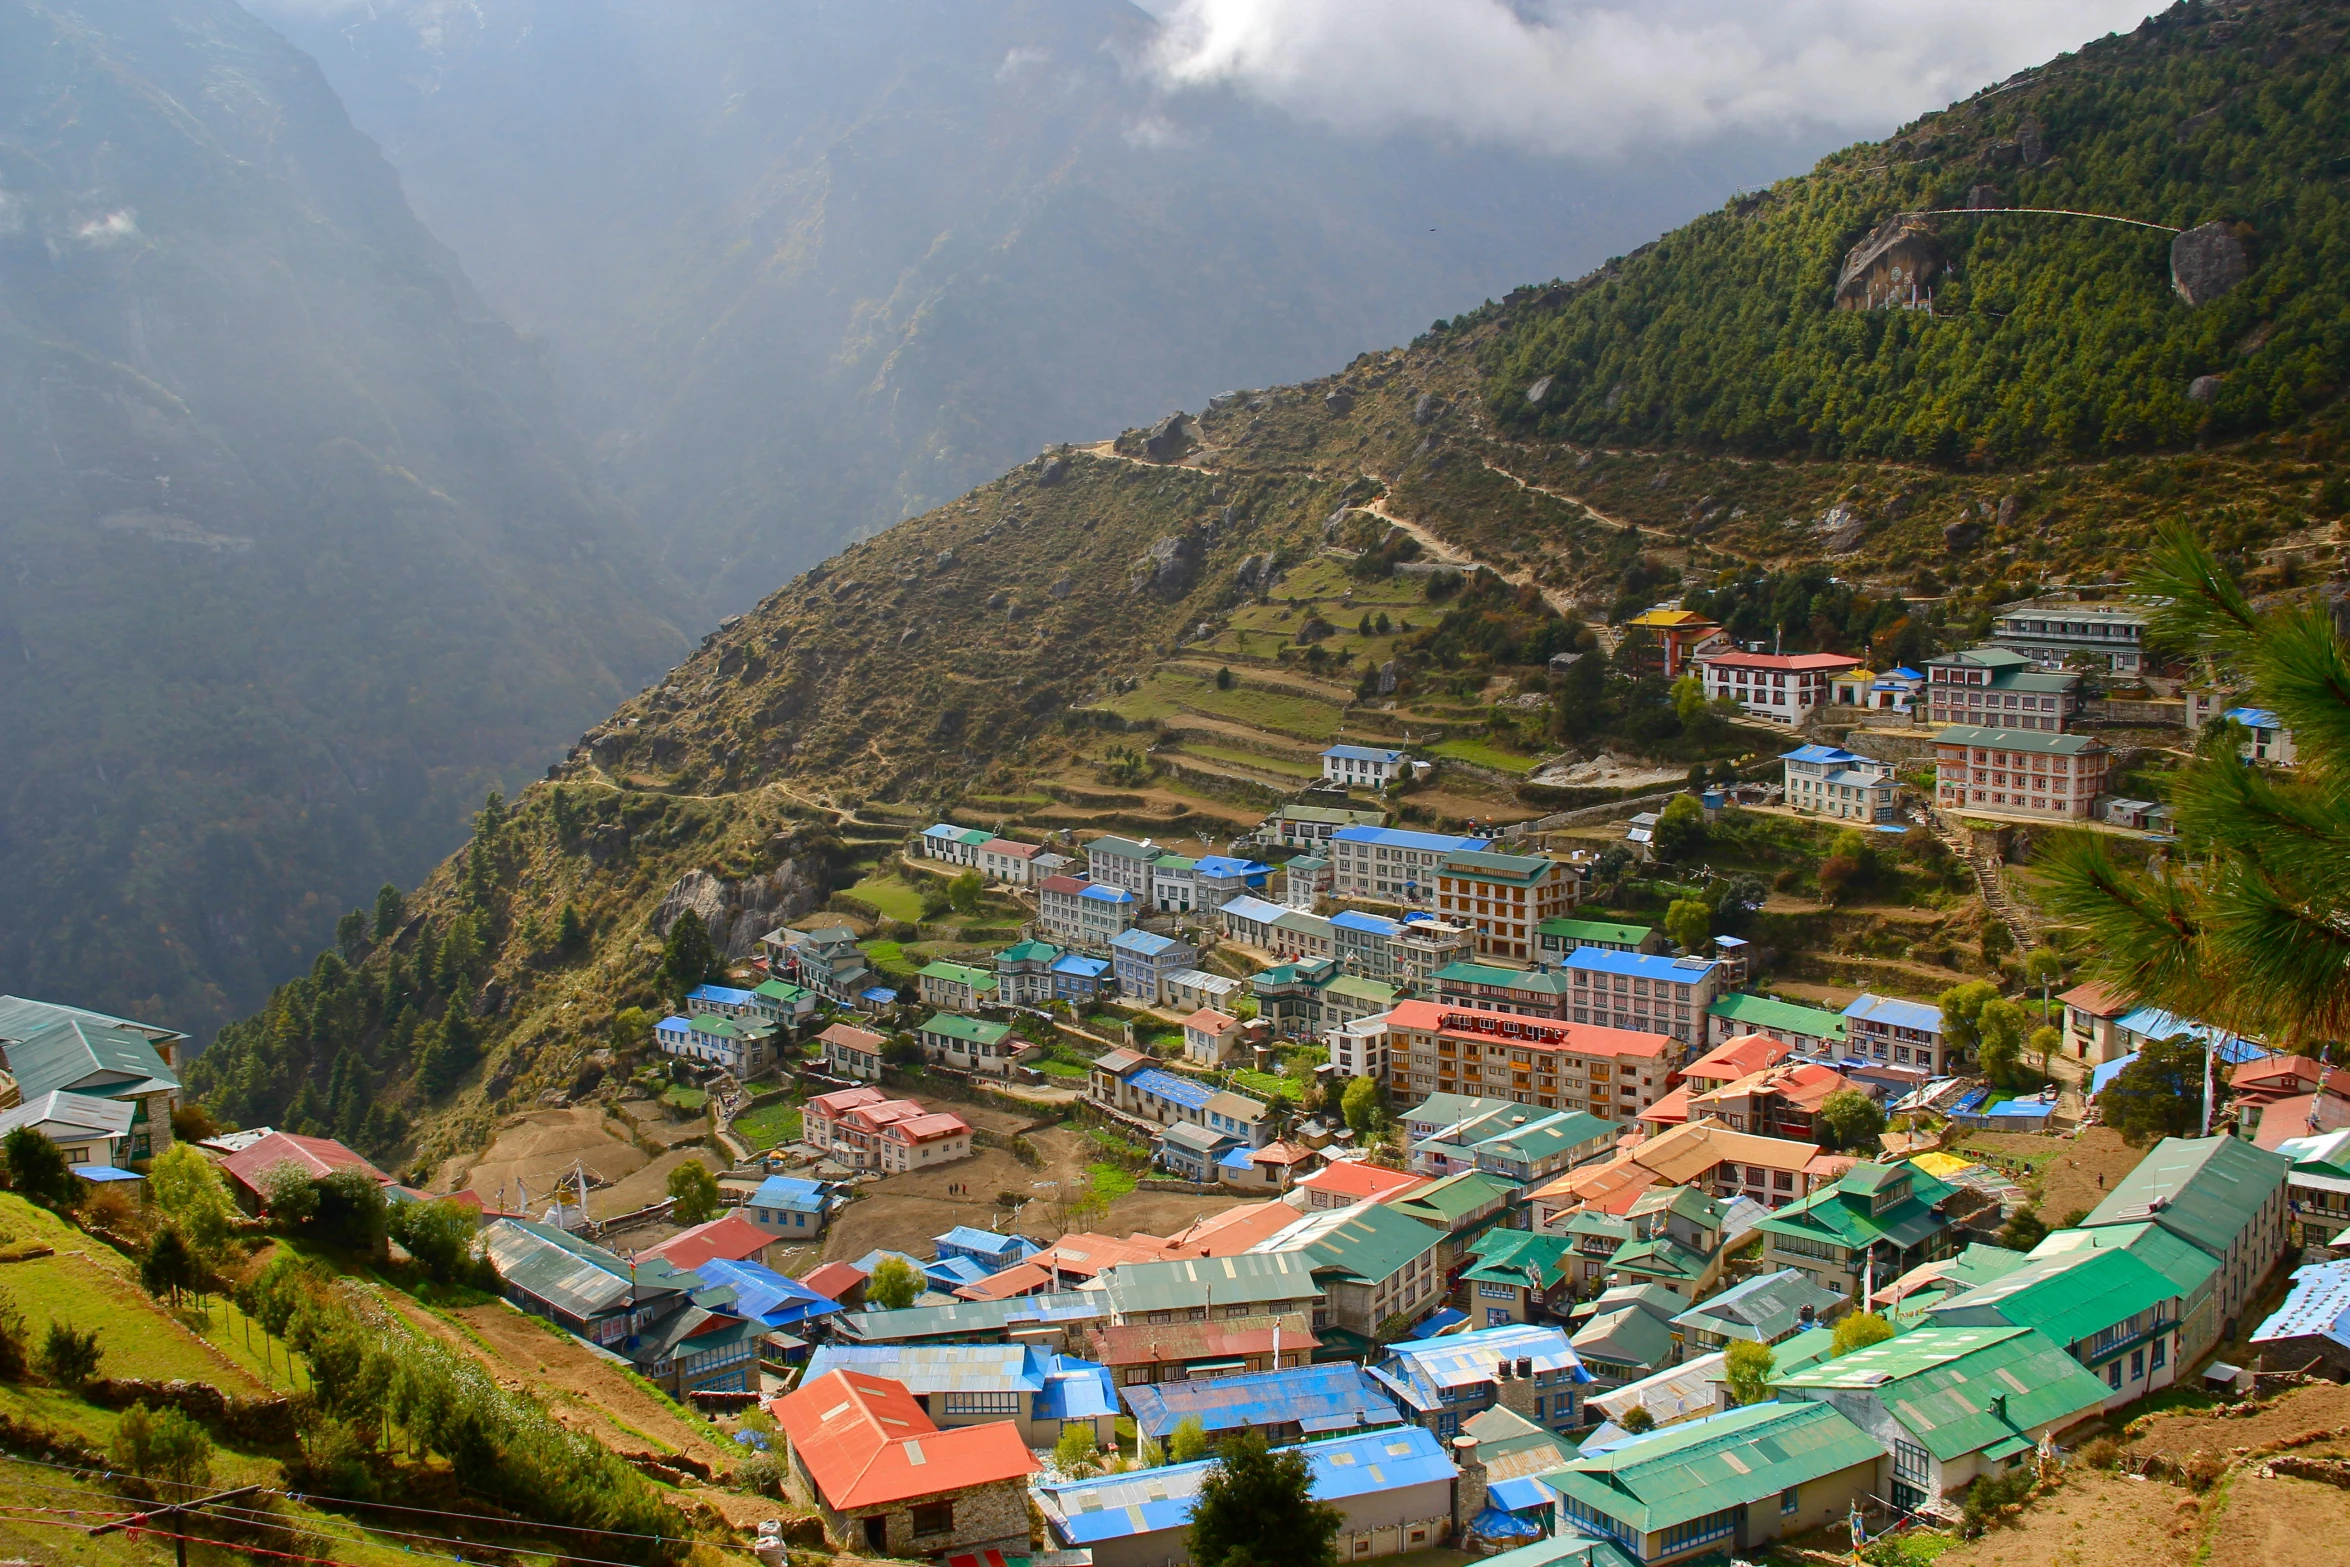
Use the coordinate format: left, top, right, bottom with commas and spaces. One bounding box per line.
3, 585, 2343, 1567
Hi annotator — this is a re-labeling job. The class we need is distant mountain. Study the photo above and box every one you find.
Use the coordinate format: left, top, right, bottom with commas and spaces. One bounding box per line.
255, 0, 1834, 609
0, 0, 691, 1038
195, 0, 2350, 1164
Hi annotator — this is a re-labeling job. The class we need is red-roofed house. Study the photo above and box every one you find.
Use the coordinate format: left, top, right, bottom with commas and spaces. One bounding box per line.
1381, 999, 1678, 1122
872, 1108, 972, 1172
808, 1087, 972, 1172
217, 1132, 392, 1214
1291, 1160, 1434, 1212
1694, 649, 1860, 725
806, 1086, 893, 1159
1671, 1032, 1795, 1091
2243, 1091, 2350, 1150
801, 1261, 869, 1308
2232, 1054, 2343, 1108
976, 838, 1045, 886
638, 1212, 789, 1271
1163, 1201, 1306, 1257
2058, 981, 2133, 1065
1675, 1061, 1856, 1142
773, 1370, 1036, 1558
1180, 1008, 1246, 1066
820, 1022, 889, 1082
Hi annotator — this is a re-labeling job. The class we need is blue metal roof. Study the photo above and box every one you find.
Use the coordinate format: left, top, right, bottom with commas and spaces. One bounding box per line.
1121, 1362, 1403, 1438
1564, 950, 1717, 983
2116, 1007, 2268, 1062
750, 1175, 828, 1212
1842, 993, 1944, 1033
923, 823, 962, 838
691, 1260, 842, 1329
1051, 953, 1112, 977
1487, 1477, 1559, 1514
1332, 910, 1404, 936
1036, 1355, 1120, 1421
925, 1255, 993, 1288
1112, 929, 1183, 955
1981, 1096, 2057, 1119
1039, 1426, 1452, 1544
1330, 825, 1493, 852
1128, 1068, 1214, 1110
1081, 883, 1137, 905
1781, 745, 1864, 764
1376, 1323, 1587, 1411
1219, 894, 1291, 924
858, 987, 899, 1003
657, 1014, 691, 1031
2253, 1261, 2350, 1351
2225, 706, 2283, 730
937, 1226, 1033, 1263
688, 984, 757, 1006
1407, 1307, 1468, 1339
1218, 1145, 1258, 1169
1195, 856, 1270, 879
1323, 745, 1406, 763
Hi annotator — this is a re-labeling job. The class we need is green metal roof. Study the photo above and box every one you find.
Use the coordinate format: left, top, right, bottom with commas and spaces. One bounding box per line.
1928, 1246, 2179, 1351
1768, 1325, 1840, 1379
919, 1012, 1012, 1045
1474, 1111, 1617, 1165
2030, 1221, 2218, 1301
0, 996, 183, 1046
1102, 1252, 1321, 1316
1607, 1235, 1708, 1283
1435, 962, 1574, 996
752, 978, 811, 1001
998, 940, 1063, 964
918, 961, 999, 990
1324, 975, 1402, 1004
1295, 1201, 1447, 1287
1, 1017, 180, 1101
1404, 1093, 1523, 1128
1755, 1165, 1955, 1254
1389, 1169, 1515, 1225
2081, 1134, 2290, 1263
1465, 1229, 1577, 1290
1707, 992, 1848, 1040
1536, 918, 1655, 947
1153, 854, 1198, 871
1933, 725, 2103, 755
1543, 1401, 1885, 1535
1444, 850, 1554, 882
688, 1013, 743, 1037
1777, 1325, 2111, 1463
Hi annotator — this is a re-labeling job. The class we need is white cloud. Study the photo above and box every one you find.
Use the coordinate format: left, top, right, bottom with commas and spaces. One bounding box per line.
998, 44, 1051, 81
1136, 0, 2163, 158
0, 189, 21, 236
75, 210, 140, 247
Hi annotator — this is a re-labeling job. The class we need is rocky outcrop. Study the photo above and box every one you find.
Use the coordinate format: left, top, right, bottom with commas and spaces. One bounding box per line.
2017, 114, 2047, 166
1234, 552, 1274, 591
1412, 392, 1445, 425
1835, 215, 1941, 311
2171, 221, 2248, 305
650, 856, 831, 960
2189, 374, 2225, 403
1324, 389, 1355, 415
1524, 376, 1553, 405
1130, 531, 1204, 597
1124, 412, 1194, 462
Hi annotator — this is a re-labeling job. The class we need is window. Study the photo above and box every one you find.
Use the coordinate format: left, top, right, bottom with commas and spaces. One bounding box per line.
2151, 1334, 2167, 1371
943, 1390, 1019, 1415
1781, 1486, 1801, 1516
910, 1503, 954, 1537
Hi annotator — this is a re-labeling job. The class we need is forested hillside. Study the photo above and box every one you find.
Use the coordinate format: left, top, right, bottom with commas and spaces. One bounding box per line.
0, 0, 690, 1038
1485, 1, 2349, 463
193, 0, 2350, 1170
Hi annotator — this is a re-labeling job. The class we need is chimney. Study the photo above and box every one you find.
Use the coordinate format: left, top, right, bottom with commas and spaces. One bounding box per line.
1497, 1362, 1538, 1420
1451, 1434, 1488, 1539
1799, 1303, 1817, 1329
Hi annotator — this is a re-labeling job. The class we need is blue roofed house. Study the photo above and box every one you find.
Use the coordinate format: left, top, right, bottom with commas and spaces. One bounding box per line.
1122, 1361, 1402, 1444
1035, 1424, 1459, 1567
745, 1175, 838, 1239
1840, 993, 1952, 1075
1333, 909, 1407, 980
1780, 745, 1897, 825
1191, 855, 1272, 916
691, 1258, 844, 1332
1158, 1120, 1241, 1183
926, 1254, 996, 1292
655, 1010, 776, 1075
1123, 1066, 1216, 1131
1372, 1322, 1592, 1440
687, 983, 762, 1019
801, 1342, 1117, 1446
2251, 1259, 2350, 1379
1321, 744, 1411, 788
2223, 705, 2297, 766
1110, 928, 1199, 1005
1049, 951, 1115, 1002
935, 1226, 1038, 1275
1329, 826, 1493, 909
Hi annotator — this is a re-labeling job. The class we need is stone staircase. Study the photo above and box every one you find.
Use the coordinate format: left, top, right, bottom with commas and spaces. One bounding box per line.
1919, 806, 2046, 945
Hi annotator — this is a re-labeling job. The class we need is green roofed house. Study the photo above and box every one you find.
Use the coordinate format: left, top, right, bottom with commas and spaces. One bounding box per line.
916, 961, 1000, 1015
1464, 1230, 1578, 1327
994, 939, 1065, 1005
1776, 1324, 2110, 1512
2078, 1133, 2291, 1346
1535, 918, 1663, 958
1705, 992, 1847, 1054
1543, 1400, 1885, 1564
1262, 1199, 1451, 1342
0, 1000, 185, 1163
917, 1012, 1028, 1078
1433, 961, 1576, 1022
2030, 1222, 2224, 1363
1754, 1163, 1959, 1302
1928, 1244, 2186, 1409
1386, 1169, 1518, 1269
751, 978, 818, 1028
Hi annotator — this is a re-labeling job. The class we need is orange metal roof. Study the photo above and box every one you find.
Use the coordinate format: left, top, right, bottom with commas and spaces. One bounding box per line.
2054, 981, 2132, 1018
820, 1022, 888, 1051
220, 1132, 390, 1194
800, 1261, 869, 1301
639, 1213, 776, 1270
1165, 1201, 1308, 1257
772, 1370, 1035, 1509
1292, 1162, 1433, 1203
810, 1085, 893, 1115
1093, 1311, 1320, 1367
1677, 1033, 1794, 1087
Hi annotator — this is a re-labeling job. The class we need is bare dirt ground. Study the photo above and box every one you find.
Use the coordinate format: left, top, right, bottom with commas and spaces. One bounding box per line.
1951, 1128, 2151, 1223
440, 1105, 719, 1220
2125, 1383, 2350, 1465
2198, 1469, 2350, 1566
1934, 1469, 2200, 1567
1526, 755, 1686, 791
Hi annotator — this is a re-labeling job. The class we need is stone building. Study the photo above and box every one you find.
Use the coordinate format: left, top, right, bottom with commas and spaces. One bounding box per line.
773, 1369, 1036, 1559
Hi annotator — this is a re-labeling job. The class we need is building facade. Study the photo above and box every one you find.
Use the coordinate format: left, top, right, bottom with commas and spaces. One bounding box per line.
1329, 826, 1493, 907
1932, 726, 2108, 819
1693, 650, 1859, 726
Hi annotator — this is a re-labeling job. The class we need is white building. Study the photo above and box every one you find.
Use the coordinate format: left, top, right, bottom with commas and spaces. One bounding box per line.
1320, 744, 1408, 788
1329, 1013, 1392, 1082
1693, 650, 1859, 726
1990, 597, 2150, 676
1328, 826, 1491, 907
1780, 745, 1898, 824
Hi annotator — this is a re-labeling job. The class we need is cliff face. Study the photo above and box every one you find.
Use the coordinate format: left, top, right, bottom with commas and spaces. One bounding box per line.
0, 0, 691, 1038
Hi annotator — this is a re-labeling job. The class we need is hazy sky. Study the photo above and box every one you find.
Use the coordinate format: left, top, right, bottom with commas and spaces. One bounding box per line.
1134, 0, 2165, 158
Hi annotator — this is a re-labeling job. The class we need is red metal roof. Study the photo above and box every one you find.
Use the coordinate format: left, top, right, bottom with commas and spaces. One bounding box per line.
1293, 1161, 1432, 1203
810, 1085, 892, 1115
800, 1261, 869, 1301
1677, 1032, 1794, 1087
1694, 650, 1859, 673
219, 1132, 391, 1196
772, 1370, 1035, 1509
1038, 874, 1091, 895
638, 1212, 776, 1270
1163, 1201, 1308, 1256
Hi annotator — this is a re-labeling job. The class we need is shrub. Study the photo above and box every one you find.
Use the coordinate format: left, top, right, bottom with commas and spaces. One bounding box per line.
866, 1256, 923, 1311
388, 1198, 482, 1284
112, 1402, 214, 1498
140, 1225, 207, 1304
2, 1127, 74, 1208
0, 1292, 27, 1381
1618, 1406, 1655, 1433
36, 1320, 102, 1390
2076, 1436, 2122, 1470
1831, 1311, 1896, 1357
666, 1160, 721, 1225
147, 1145, 238, 1257
1960, 1465, 2038, 1534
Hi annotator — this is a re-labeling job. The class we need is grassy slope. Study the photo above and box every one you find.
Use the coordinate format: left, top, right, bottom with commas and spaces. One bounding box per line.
200, 2, 2350, 1169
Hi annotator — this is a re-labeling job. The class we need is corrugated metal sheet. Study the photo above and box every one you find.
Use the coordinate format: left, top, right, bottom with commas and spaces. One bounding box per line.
1120, 1363, 1402, 1438
804, 1343, 1047, 1395
835, 1290, 1105, 1343
1038, 1426, 1452, 1545
1377, 1323, 1584, 1410
1102, 1251, 1318, 1317
1545, 1402, 1883, 1534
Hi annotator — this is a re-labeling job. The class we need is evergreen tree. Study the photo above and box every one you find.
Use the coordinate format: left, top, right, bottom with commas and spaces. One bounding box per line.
657, 912, 721, 1004
372, 883, 404, 941
1188, 1429, 1342, 1567
556, 901, 588, 953
336, 909, 369, 963
2, 1127, 74, 1208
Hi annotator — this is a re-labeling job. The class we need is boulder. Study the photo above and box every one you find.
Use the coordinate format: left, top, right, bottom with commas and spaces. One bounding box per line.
935, 547, 956, 568
1525, 376, 1553, 405
1036, 456, 1068, 486
1049, 576, 1074, 600
1944, 518, 1986, 553
2188, 374, 2225, 403
2171, 221, 2248, 305
1376, 659, 1401, 697
1814, 505, 1869, 554
2017, 114, 2047, 166
1235, 552, 1274, 591
1835, 213, 1941, 311
1130, 531, 1204, 597
1412, 392, 1444, 426
1143, 412, 1195, 461
1324, 389, 1355, 415
1997, 493, 2021, 529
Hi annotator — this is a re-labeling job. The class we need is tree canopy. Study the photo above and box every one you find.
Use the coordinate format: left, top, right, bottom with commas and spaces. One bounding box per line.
1188, 1429, 1343, 1567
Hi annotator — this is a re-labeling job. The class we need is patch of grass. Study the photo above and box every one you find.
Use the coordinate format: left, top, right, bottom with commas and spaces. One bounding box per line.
1174, 741, 1323, 778
662, 1085, 710, 1112
1086, 1163, 1139, 1202
1036, 1059, 1088, 1080
1429, 736, 1541, 775
732, 1101, 803, 1149
848, 873, 930, 923
0, 1248, 266, 1392
1228, 1067, 1299, 1101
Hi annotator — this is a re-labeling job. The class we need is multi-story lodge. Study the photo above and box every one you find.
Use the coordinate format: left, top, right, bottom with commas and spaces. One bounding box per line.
1563, 951, 1721, 1046
1989, 596, 2150, 676
1780, 745, 1898, 825
1432, 851, 1582, 962
1328, 826, 1491, 907
1922, 647, 2083, 732
1932, 727, 2109, 820
1384, 998, 1678, 1123
1693, 650, 1859, 726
